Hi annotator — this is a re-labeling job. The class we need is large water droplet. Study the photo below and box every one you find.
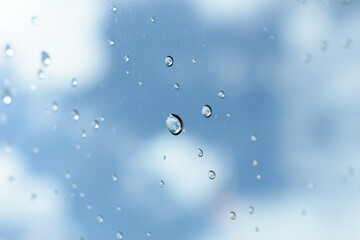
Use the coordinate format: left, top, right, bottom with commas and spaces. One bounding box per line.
165, 56, 174, 67
3, 94, 12, 105
5, 45, 14, 57
159, 180, 165, 188
198, 148, 203, 157
202, 105, 212, 118
97, 215, 104, 223
116, 231, 123, 239
229, 211, 236, 220
208, 170, 216, 180
92, 120, 100, 130
41, 51, 52, 67
71, 78, 78, 87
218, 91, 225, 99
72, 109, 80, 121
248, 206, 255, 214
166, 114, 183, 135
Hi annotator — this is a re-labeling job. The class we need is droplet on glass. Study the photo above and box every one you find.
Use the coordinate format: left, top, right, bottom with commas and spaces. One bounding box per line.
263, 26, 268, 32
307, 181, 316, 189
303, 53, 312, 63
198, 148, 203, 157
79, 192, 85, 198
162, 155, 166, 160
253, 160, 258, 166
111, 5, 117, 12
72, 183, 78, 189
5, 45, 14, 57
173, 83, 179, 90
146, 231, 151, 237
229, 211, 236, 220
320, 39, 329, 51
116, 231, 123, 239
92, 120, 100, 130
226, 113, 231, 117
248, 206, 255, 214
116, 205, 121, 211
41, 51, 52, 67
166, 114, 183, 135
72, 109, 80, 121
339, 0, 351, 5
150, 17, 155, 23
108, 39, 115, 46
165, 56, 174, 67
3, 95, 12, 105
159, 180, 165, 188
256, 173, 262, 180
255, 226, 260, 232
31, 16, 39, 25
208, 170, 216, 180
86, 203, 92, 210
71, 78, 78, 87
51, 102, 58, 111
112, 174, 118, 181
81, 129, 87, 139
65, 172, 71, 179
250, 135, 258, 142
218, 91, 225, 99
32, 146, 39, 154
97, 215, 104, 223
343, 38, 352, 49
38, 70, 45, 80
202, 105, 212, 118
192, 58, 197, 64
124, 55, 130, 62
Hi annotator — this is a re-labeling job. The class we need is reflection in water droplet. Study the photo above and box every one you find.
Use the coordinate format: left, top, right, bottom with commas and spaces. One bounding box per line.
51, 102, 58, 111
343, 38, 352, 49
116, 231, 123, 239
108, 39, 115, 46
146, 231, 151, 237
202, 105, 212, 118
208, 170, 216, 180
256, 173, 262, 180
229, 211, 236, 220
320, 39, 329, 51
3, 95, 12, 105
38, 70, 45, 80
92, 120, 100, 130
116, 205, 121, 211
112, 174, 118, 181
251, 135, 258, 142
303, 53, 312, 63
81, 129, 87, 139
124, 55, 130, 62
198, 148, 203, 157
192, 58, 197, 64
41, 51, 52, 67
174, 83, 179, 90
111, 5, 117, 12
166, 114, 183, 135
248, 206, 254, 214
80, 192, 85, 198
71, 78, 78, 87
5, 45, 14, 57
97, 215, 104, 223
72, 109, 80, 121
165, 56, 174, 67
253, 160, 258, 166
159, 180, 165, 188
218, 91, 225, 99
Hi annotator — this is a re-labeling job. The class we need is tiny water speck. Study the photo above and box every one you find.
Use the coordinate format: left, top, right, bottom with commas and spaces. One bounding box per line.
218, 91, 225, 99
65, 172, 71, 179
31, 16, 39, 25
229, 211, 236, 220
108, 39, 115, 46
303, 53, 312, 63
248, 206, 254, 214
81, 129, 87, 139
208, 170, 216, 180
250, 135, 258, 142
5, 45, 14, 57
71, 78, 78, 87
116, 231, 123, 239
112, 174, 118, 181
202, 105, 212, 118
192, 58, 197, 64
97, 215, 104, 223
37, 69, 45, 80
116, 205, 121, 211
92, 120, 100, 130
72, 183, 78, 189
166, 114, 183, 135
51, 102, 58, 111
86, 204, 92, 210
256, 173, 262, 180
343, 38, 352, 49
41, 51, 52, 67
111, 5, 117, 12
72, 109, 80, 121
32, 146, 39, 154
163, 155, 166, 160
124, 55, 130, 62
165, 56, 174, 67
159, 180, 165, 188
80, 192, 85, 198
174, 83, 179, 90
253, 160, 258, 166
150, 17, 155, 23
146, 231, 151, 237
198, 148, 203, 157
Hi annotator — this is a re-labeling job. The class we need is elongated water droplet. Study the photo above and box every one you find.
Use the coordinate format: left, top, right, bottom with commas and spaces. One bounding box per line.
202, 105, 212, 118
218, 91, 225, 99
159, 180, 165, 188
38, 70, 45, 80
166, 114, 183, 135
150, 17, 155, 23
229, 211, 236, 220
253, 160, 258, 166
5, 45, 14, 57
81, 129, 87, 138
124, 55, 130, 62
198, 148, 203, 157
116, 231, 123, 239
251, 135, 258, 142
72, 109, 80, 121
165, 56, 174, 67
146, 231, 151, 237
112, 174, 118, 181
92, 120, 100, 130
173, 83, 179, 90
163, 155, 166, 160
248, 206, 255, 214
97, 215, 104, 223
208, 170, 216, 180
41, 51, 52, 67
71, 78, 78, 87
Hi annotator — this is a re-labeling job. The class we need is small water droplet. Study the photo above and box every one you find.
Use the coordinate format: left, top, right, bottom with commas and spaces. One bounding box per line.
50, 102, 58, 111
31, 16, 39, 25
97, 215, 104, 223
72, 109, 80, 121
248, 206, 255, 214
208, 170, 216, 180
202, 105, 212, 118
256, 173, 262, 180
162, 155, 166, 160
263, 26, 268, 32
92, 120, 100, 130
255, 226, 260, 232
303, 53, 312, 63
8, 176, 15, 183
79, 192, 85, 198
218, 91, 225, 99
159, 180, 165, 188
166, 114, 183, 135
269, 35, 275, 40
31, 193, 37, 202
229, 211, 236, 220
72, 183, 78, 189
81, 129, 87, 139
165, 56, 174, 67
71, 78, 78, 87
5, 45, 14, 57
3, 95, 12, 105
116, 231, 123, 239
173, 83, 179, 90
108, 39, 115, 46
253, 160, 258, 166
32, 146, 39, 154
198, 148, 203, 157
86, 203, 92, 210
307, 181, 316, 189
343, 38, 352, 49
65, 172, 71, 179
37, 70, 45, 80
116, 205, 121, 211
146, 231, 151, 237
192, 58, 197, 64
124, 55, 130, 62
41, 51, 52, 67
112, 174, 118, 181
226, 113, 231, 117
250, 135, 258, 142
150, 17, 155, 23
320, 39, 329, 51
111, 5, 117, 12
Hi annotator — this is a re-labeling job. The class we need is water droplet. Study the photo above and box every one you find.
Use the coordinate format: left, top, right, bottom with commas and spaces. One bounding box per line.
307, 181, 316, 189
38, 70, 45, 80
41, 51, 52, 67
173, 83, 179, 90
72, 109, 80, 121
32, 146, 39, 154
165, 56, 174, 67
208, 170, 216, 180
3, 95, 12, 105
79, 192, 85, 198
5, 45, 14, 57
255, 226, 260, 232
248, 206, 255, 214
263, 26, 268, 32
31, 16, 39, 25
150, 17, 155, 23
146, 231, 151, 237
65, 172, 71, 179
198, 148, 203, 157
72, 183, 78, 189
112, 174, 118, 181
269, 35, 275, 40
86, 203, 92, 210
81, 129, 87, 139
226, 113, 231, 117
343, 38, 352, 49
348, 166, 355, 175
303, 53, 312, 63
71, 78, 78, 87
124, 55, 130, 62
229, 211, 236, 220
253, 160, 258, 166
111, 5, 117, 12
202, 105, 212, 118
31, 193, 37, 202
192, 58, 197, 64
163, 155, 167, 160
166, 114, 183, 135
92, 120, 100, 130
116, 231, 123, 239
320, 39, 329, 51
340, 0, 351, 5
250, 135, 258, 142
97, 215, 104, 223
159, 180, 165, 188
116, 205, 121, 211
256, 173, 262, 180
218, 91, 225, 99
108, 39, 115, 46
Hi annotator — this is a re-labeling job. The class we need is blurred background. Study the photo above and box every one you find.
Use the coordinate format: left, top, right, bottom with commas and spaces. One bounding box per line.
0, 0, 360, 239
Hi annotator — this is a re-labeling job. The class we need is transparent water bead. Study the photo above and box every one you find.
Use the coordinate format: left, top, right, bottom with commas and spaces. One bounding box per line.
72, 109, 80, 121
92, 120, 100, 130
256, 173, 262, 180
108, 39, 115, 46
218, 91, 225, 99
71, 78, 78, 87
41, 51, 52, 67
116, 231, 123, 239
5, 45, 14, 57
165, 56, 174, 67
198, 148, 203, 157
51, 102, 59, 111
173, 83, 179, 90
229, 211, 236, 220
86, 203, 92, 210
192, 58, 197, 64
248, 206, 255, 214
81, 129, 87, 139
166, 114, 183, 135
3, 95, 12, 105
124, 55, 130, 62
159, 180, 165, 188
116, 205, 121, 211
31, 16, 39, 25
97, 215, 104, 223
250, 135, 258, 142
208, 170, 216, 180
32, 146, 39, 154
112, 174, 118, 181
202, 105, 212, 118
253, 160, 258, 166
38, 70, 45, 80
150, 17, 155, 23
65, 172, 71, 179
111, 5, 117, 12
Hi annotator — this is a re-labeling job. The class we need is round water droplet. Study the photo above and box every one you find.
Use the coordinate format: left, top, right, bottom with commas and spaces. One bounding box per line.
72, 183, 78, 189
71, 78, 78, 87
112, 174, 118, 181
111, 5, 117, 12
202, 105, 212, 118
72, 109, 80, 121
116, 231, 123, 239
256, 173, 262, 180
248, 206, 255, 214
320, 39, 329, 51
116, 205, 121, 211
208, 170, 216, 180
198, 148, 203, 157
81, 129, 87, 139
159, 180, 165, 188
166, 114, 183, 135
173, 83, 179, 90
79, 192, 85, 198
5, 45, 14, 57
165, 56, 174, 67
51, 102, 58, 111
226, 113, 231, 118
192, 58, 197, 64
41, 51, 52, 67
253, 160, 258, 166
38, 70, 45, 80
97, 215, 104, 223
65, 172, 71, 179
218, 91, 225, 99
3, 95, 12, 105
32, 146, 39, 154
343, 38, 352, 49
229, 211, 236, 220
150, 17, 155, 23
146, 231, 151, 237
251, 135, 258, 142
303, 53, 312, 63
108, 39, 115, 46
263, 26, 268, 32
124, 55, 130, 62
31, 16, 39, 25
92, 120, 100, 130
